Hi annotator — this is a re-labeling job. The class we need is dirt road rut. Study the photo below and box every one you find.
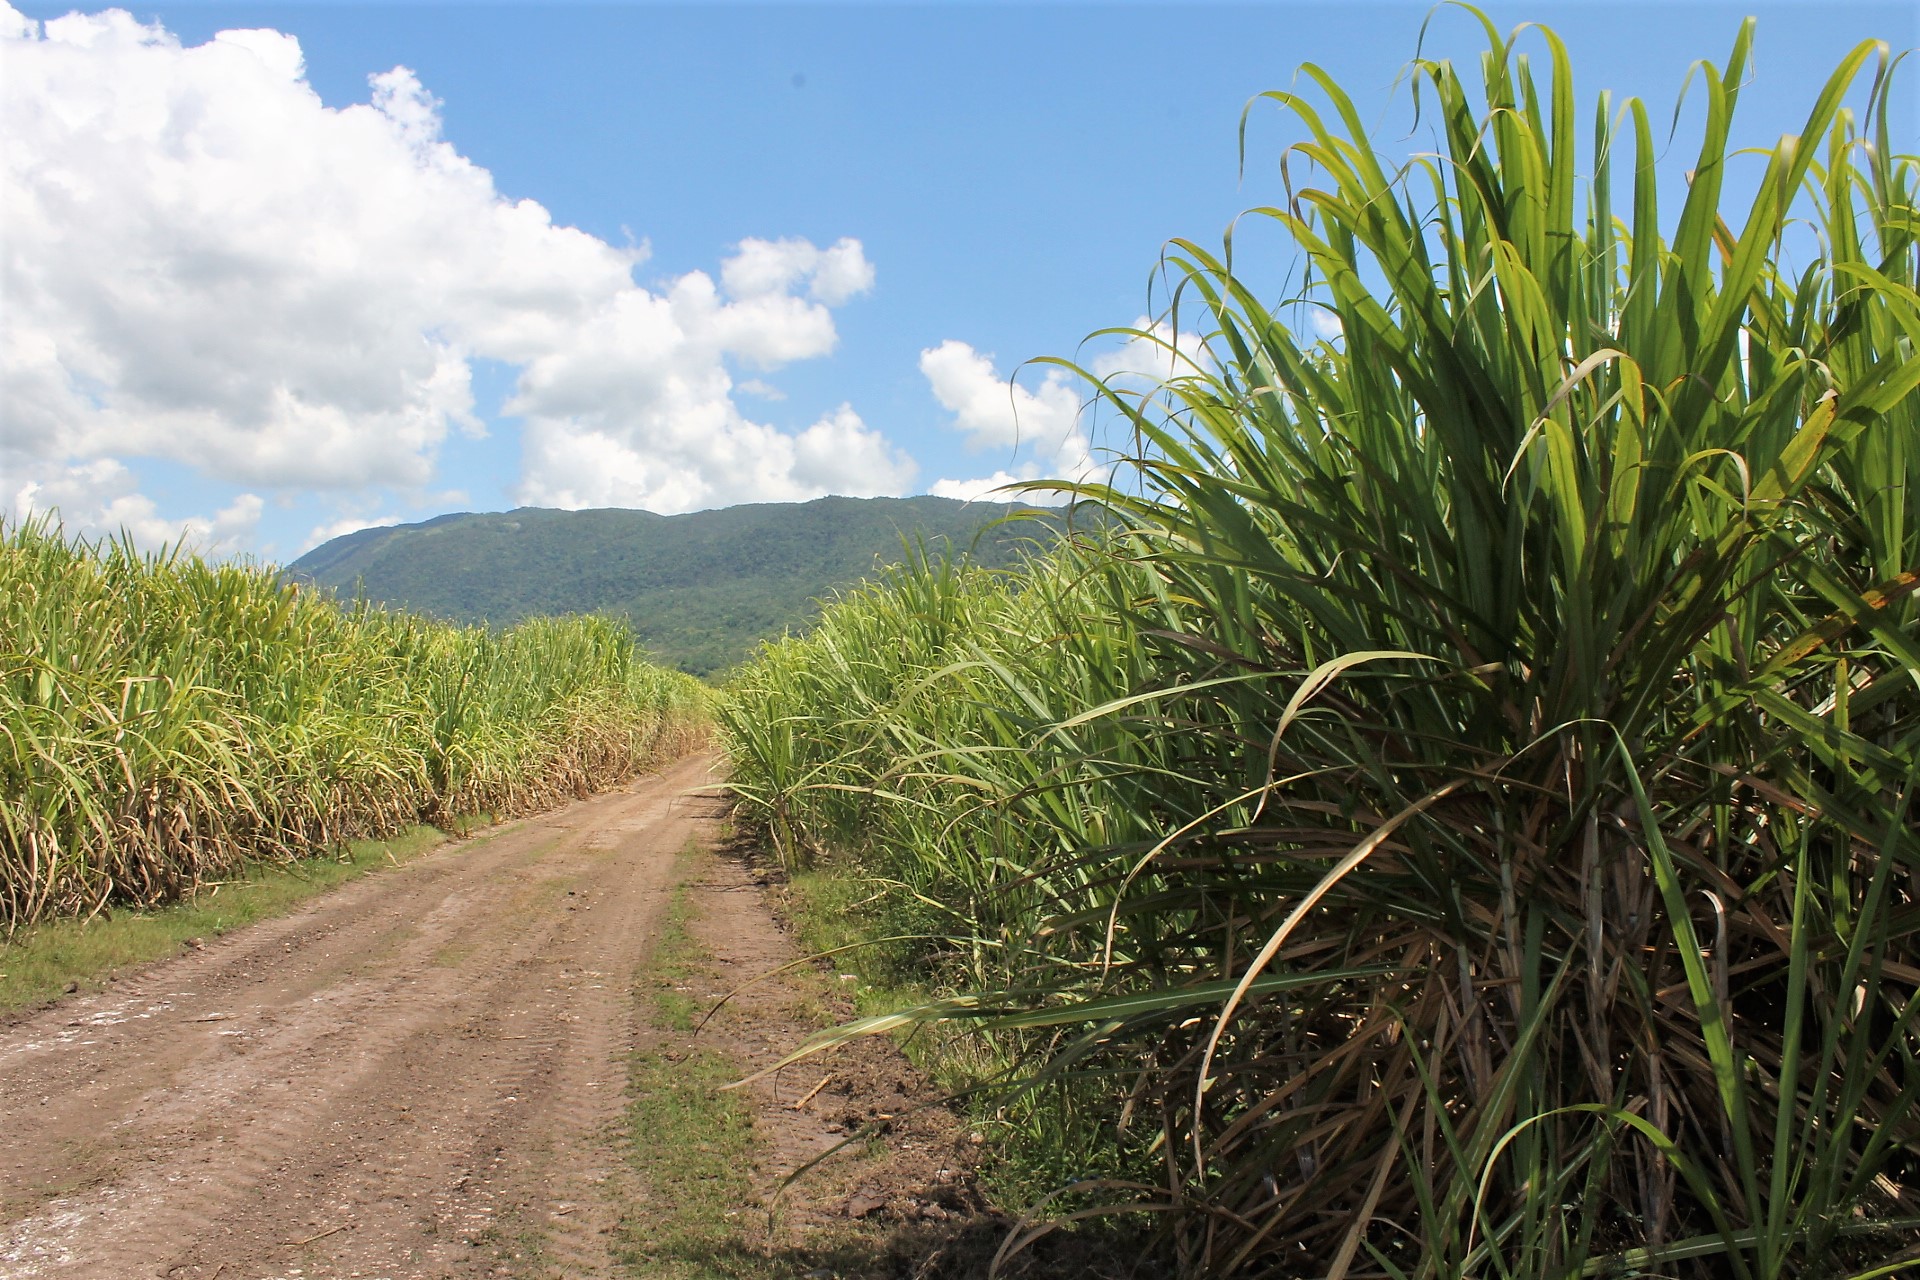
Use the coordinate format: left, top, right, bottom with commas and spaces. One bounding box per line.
0, 752, 726, 1280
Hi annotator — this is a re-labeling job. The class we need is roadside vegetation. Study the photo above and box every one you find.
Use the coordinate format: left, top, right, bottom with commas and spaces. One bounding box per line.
722, 14, 1920, 1278
621, 843, 768, 1280
0, 515, 710, 933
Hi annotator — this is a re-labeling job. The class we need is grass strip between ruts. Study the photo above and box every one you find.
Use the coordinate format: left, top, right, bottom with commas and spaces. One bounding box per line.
617, 840, 771, 1280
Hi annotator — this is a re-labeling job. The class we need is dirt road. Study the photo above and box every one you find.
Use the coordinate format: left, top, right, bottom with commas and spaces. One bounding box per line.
0, 752, 727, 1280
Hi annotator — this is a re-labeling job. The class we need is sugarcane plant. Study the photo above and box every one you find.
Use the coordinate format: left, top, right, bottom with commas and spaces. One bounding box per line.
0, 516, 711, 933
722, 11, 1920, 1276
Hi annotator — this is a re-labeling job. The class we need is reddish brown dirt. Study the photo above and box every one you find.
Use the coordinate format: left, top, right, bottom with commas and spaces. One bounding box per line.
680, 847, 1148, 1280
0, 754, 1143, 1280
0, 754, 723, 1280
678, 849, 994, 1258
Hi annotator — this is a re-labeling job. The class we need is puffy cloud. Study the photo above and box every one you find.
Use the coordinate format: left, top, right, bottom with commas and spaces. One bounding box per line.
503, 259, 914, 511
1089, 316, 1212, 386
720, 236, 876, 306
791, 405, 917, 496
301, 512, 401, 553
4, 12, 514, 492
12, 459, 263, 555
919, 339, 1081, 452
920, 320, 1211, 501
920, 340, 1097, 499
1, 3, 904, 549
928, 471, 1022, 502
517, 403, 914, 514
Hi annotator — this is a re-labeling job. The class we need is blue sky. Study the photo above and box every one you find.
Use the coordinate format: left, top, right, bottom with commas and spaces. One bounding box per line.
4, 0, 1915, 563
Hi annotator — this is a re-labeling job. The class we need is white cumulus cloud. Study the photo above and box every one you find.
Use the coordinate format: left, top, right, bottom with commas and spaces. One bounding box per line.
719, 236, 876, 307
920, 340, 1097, 499
1089, 316, 1213, 386
1, 3, 908, 548
505, 258, 914, 513
919, 340, 1082, 452
12, 459, 264, 556
928, 470, 1023, 502
517, 402, 914, 513
301, 512, 402, 553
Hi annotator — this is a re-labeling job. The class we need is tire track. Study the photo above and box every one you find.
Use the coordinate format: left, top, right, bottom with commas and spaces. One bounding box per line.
0, 752, 725, 1280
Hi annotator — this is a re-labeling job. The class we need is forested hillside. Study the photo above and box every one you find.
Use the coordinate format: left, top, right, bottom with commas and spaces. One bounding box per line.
288, 496, 1061, 675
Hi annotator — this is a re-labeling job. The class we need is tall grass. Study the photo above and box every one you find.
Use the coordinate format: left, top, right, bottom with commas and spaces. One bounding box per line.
1, 516, 710, 931
723, 14, 1920, 1277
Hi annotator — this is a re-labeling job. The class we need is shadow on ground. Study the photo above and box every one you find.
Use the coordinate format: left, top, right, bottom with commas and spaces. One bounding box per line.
658, 826, 1160, 1280
653, 1216, 1157, 1280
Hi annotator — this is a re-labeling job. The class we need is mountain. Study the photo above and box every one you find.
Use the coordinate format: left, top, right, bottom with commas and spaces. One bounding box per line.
285, 496, 1063, 677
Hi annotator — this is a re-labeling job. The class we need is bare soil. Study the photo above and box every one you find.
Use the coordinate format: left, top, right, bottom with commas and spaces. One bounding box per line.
676, 846, 997, 1273
0, 753, 1141, 1280
679, 843, 1147, 1280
